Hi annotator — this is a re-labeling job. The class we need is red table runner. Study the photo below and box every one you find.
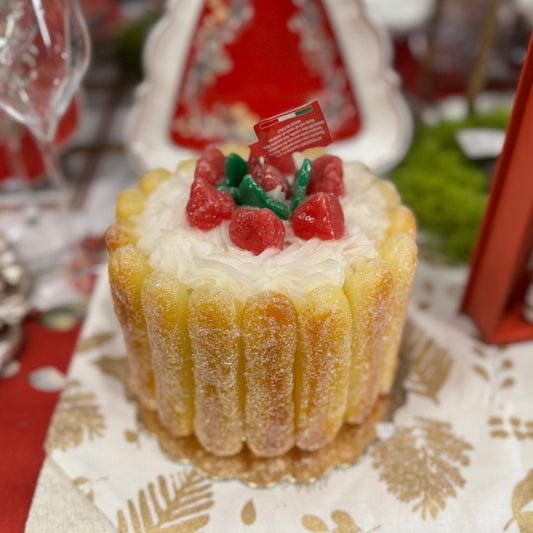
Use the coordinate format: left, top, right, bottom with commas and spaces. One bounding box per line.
0, 315, 81, 533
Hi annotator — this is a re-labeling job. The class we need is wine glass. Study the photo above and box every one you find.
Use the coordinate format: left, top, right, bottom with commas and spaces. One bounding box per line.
0, 0, 90, 276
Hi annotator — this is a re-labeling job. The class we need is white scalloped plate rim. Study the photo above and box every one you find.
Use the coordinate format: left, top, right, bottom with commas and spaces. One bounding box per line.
125, 0, 413, 175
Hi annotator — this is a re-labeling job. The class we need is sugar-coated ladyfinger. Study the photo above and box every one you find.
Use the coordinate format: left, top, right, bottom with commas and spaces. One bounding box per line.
108, 245, 155, 408
242, 292, 298, 457
378, 233, 417, 393
343, 258, 393, 424
295, 286, 351, 451
142, 271, 194, 437
116, 189, 146, 222
387, 205, 417, 239
375, 179, 401, 209
138, 168, 171, 194
187, 285, 244, 456
104, 222, 138, 254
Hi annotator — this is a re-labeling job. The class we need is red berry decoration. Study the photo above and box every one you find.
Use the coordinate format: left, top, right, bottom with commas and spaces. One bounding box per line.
194, 144, 226, 185
229, 208, 285, 255
307, 154, 344, 197
291, 192, 344, 240
186, 178, 235, 230
251, 163, 291, 198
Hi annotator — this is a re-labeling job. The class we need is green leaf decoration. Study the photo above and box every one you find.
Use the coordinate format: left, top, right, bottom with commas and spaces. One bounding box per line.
291, 158, 312, 211
225, 152, 249, 186
237, 174, 290, 219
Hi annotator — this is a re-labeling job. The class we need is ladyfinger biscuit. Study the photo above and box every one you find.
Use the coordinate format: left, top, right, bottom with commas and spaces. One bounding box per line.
343, 259, 393, 423
138, 168, 171, 194
242, 291, 298, 457
116, 189, 146, 222
108, 245, 154, 408
142, 271, 194, 437
387, 205, 417, 239
295, 286, 351, 451
187, 285, 244, 456
378, 233, 417, 393
104, 222, 138, 254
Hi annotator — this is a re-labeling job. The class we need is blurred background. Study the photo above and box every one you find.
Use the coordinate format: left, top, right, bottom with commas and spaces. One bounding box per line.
1, 0, 532, 316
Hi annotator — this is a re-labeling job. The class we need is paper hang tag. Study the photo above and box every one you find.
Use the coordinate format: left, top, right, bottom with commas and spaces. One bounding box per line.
455, 127, 506, 160
250, 101, 332, 161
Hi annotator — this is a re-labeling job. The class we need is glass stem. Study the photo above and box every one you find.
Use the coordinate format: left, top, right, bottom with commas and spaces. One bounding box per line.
37, 134, 79, 254
38, 136, 69, 209
37, 134, 91, 288
5, 132, 39, 225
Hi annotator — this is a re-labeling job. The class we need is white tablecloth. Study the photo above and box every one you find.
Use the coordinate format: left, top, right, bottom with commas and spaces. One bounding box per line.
25, 259, 533, 532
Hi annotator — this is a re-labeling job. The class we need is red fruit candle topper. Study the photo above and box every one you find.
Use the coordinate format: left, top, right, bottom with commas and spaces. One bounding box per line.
461, 33, 533, 344
186, 102, 346, 255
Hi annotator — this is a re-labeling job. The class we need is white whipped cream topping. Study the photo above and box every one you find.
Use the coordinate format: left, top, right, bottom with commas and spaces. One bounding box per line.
135, 161, 396, 300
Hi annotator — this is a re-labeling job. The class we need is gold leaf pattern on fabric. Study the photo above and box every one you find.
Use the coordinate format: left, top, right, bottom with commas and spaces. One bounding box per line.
472, 346, 486, 358
93, 355, 129, 387
116, 470, 213, 533
45, 381, 106, 452
445, 282, 463, 301
92, 355, 138, 404
371, 417, 473, 520
76, 332, 116, 353
497, 365, 515, 390
472, 364, 490, 381
422, 280, 434, 295
501, 377, 516, 389
471, 353, 515, 391
501, 359, 513, 370
241, 499, 256, 525
504, 469, 533, 532
302, 511, 378, 533
302, 515, 329, 532
330, 510, 360, 533
401, 321, 452, 404
489, 416, 533, 440
73, 476, 101, 501
125, 429, 140, 445
417, 301, 430, 311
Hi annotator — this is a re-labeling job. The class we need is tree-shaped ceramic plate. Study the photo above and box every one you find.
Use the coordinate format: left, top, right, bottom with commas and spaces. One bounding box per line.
126, 0, 413, 175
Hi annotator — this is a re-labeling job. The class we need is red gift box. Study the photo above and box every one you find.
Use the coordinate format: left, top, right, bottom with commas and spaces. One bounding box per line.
461, 33, 533, 344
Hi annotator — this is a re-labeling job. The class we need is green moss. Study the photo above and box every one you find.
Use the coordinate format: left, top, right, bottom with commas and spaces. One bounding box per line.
390, 107, 511, 263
